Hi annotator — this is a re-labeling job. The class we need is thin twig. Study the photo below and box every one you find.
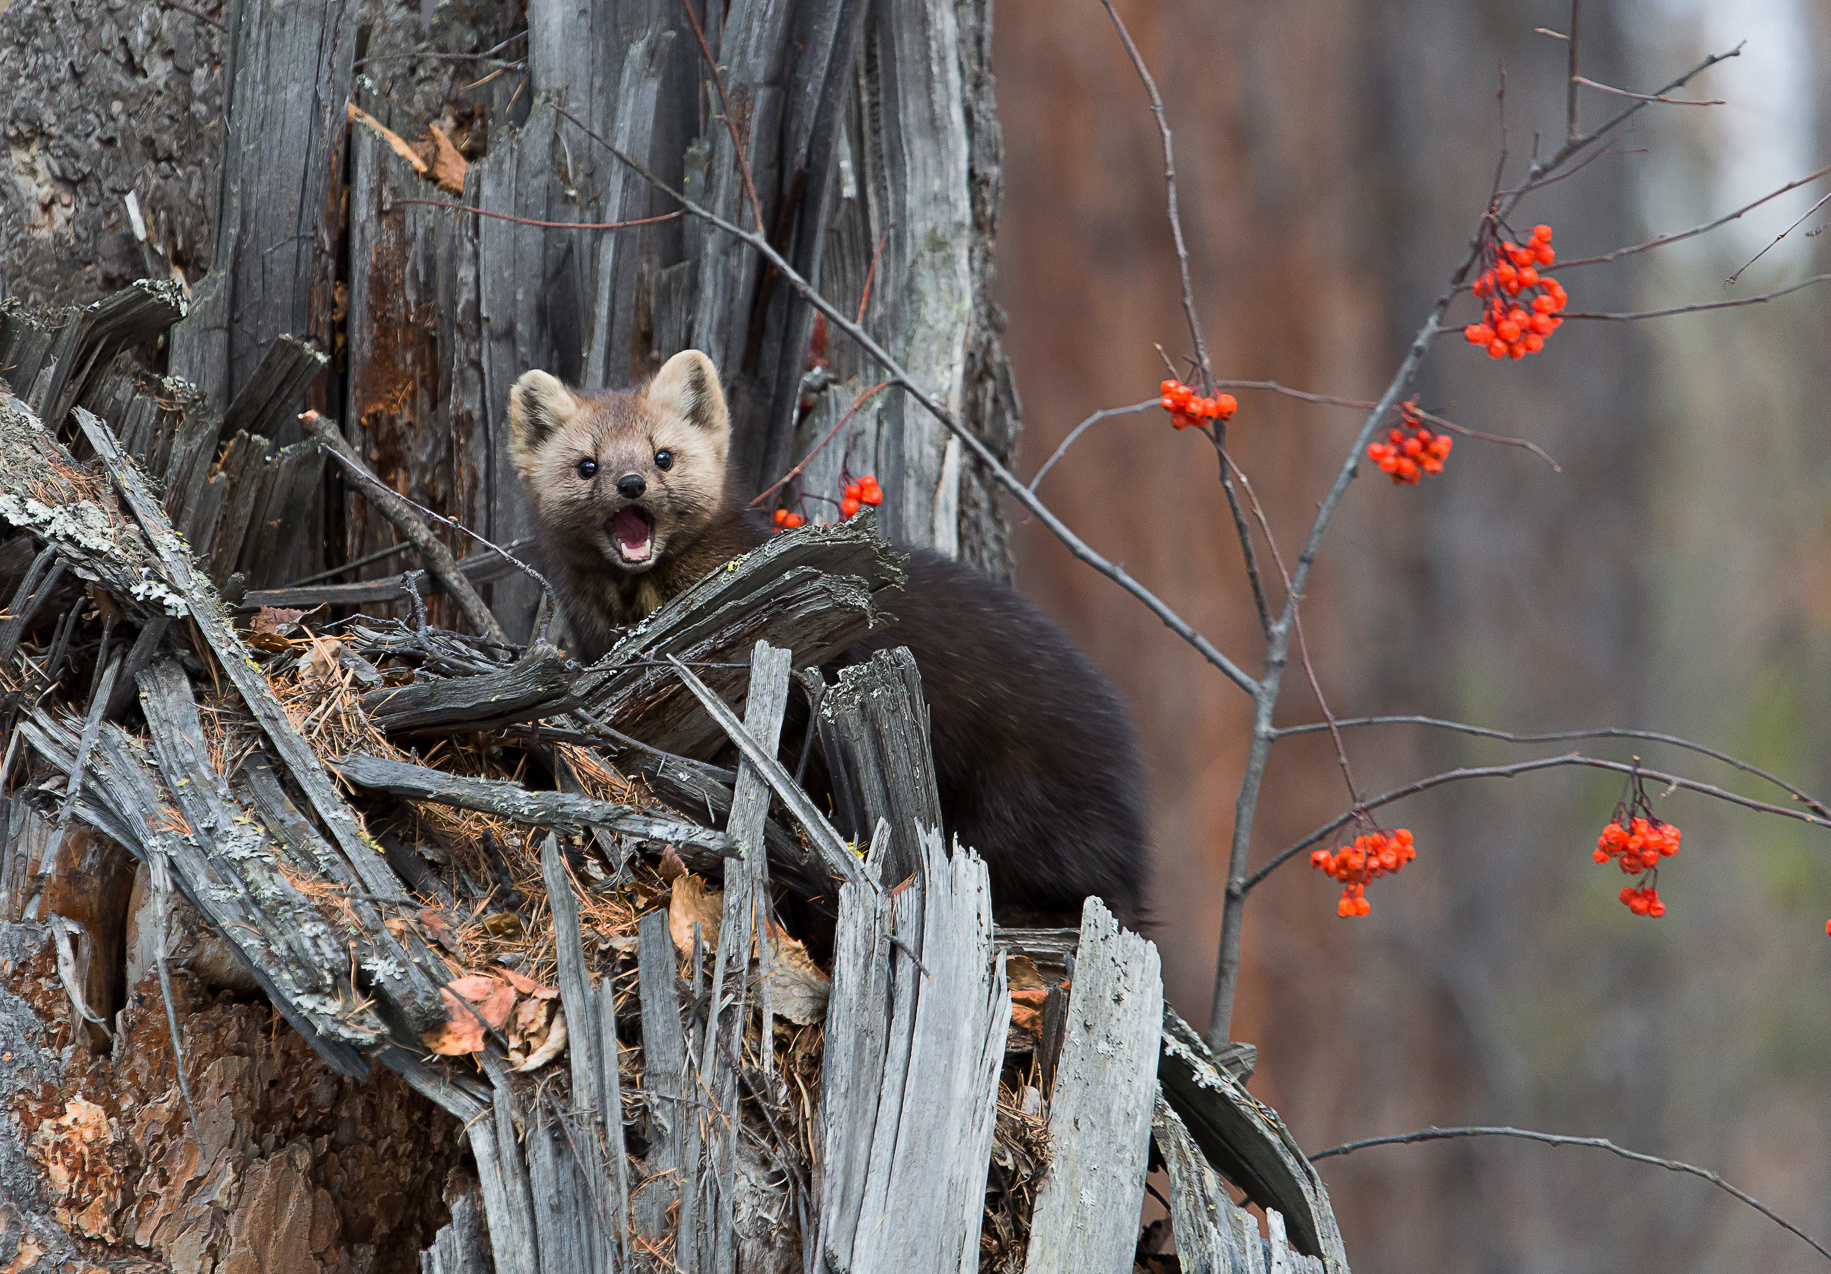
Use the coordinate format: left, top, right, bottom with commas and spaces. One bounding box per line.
677, 0, 765, 234
297, 411, 509, 645
1562, 274, 1831, 320
1573, 75, 1723, 107
1413, 410, 1562, 472
154, 0, 221, 28
1099, 1, 1212, 388
1211, 427, 1274, 637
1549, 162, 1831, 271
551, 104, 1261, 697
1729, 185, 1831, 283
393, 200, 684, 232
1025, 399, 1157, 493
856, 228, 894, 325
1308, 1125, 1831, 1263
1244, 751, 1831, 894
1270, 714, 1831, 817
1565, 1, 1580, 142
750, 382, 894, 507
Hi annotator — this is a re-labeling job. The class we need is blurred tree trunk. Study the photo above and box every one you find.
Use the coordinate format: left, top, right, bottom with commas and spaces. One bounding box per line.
2, 0, 1017, 1268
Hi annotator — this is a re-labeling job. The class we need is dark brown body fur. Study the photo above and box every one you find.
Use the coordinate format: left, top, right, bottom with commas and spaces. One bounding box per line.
510, 353, 1150, 927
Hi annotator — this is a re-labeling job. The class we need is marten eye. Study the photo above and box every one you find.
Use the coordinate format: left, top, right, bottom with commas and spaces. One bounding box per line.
654, 449, 675, 471
576, 458, 598, 479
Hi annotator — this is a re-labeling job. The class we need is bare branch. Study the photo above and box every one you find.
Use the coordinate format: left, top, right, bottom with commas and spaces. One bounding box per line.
1565, 1, 1580, 142
1729, 184, 1831, 283
1098, 1, 1211, 388
1026, 399, 1158, 494
1413, 410, 1562, 472
1563, 273, 1831, 320
1550, 163, 1831, 271
1573, 75, 1723, 107
549, 104, 1261, 697
1243, 752, 1831, 895
677, 0, 765, 234
1308, 1125, 1831, 1263
1270, 714, 1831, 817
1211, 429, 1274, 638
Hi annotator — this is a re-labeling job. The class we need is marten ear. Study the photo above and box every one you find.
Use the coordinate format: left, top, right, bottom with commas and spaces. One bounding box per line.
645, 350, 730, 441
508, 370, 579, 477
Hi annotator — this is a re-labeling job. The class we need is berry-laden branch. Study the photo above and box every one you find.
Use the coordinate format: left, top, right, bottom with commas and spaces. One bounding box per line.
1270, 715, 1831, 819
1307, 1125, 1831, 1263
547, 104, 1263, 698
1242, 751, 1831, 897
1205, 35, 1748, 1047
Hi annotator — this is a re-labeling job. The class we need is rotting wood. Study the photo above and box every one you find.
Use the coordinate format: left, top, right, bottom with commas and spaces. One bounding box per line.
240, 536, 536, 609
820, 825, 1008, 1272
1159, 1005, 1350, 1269
219, 334, 329, 441
360, 641, 576, 735
816, 646, 942, 888
1025, 897, 1163, 1274
701, 640, 792, 1270
76, 407, 449, 1028
335, 751, 736, 857
635, 906, 688, 1239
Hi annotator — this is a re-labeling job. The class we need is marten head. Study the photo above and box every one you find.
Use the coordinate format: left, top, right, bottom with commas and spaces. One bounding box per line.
508, 350, 732, 575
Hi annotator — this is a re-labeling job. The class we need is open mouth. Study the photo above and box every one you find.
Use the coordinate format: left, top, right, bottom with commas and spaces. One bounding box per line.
608, 506, 656, 566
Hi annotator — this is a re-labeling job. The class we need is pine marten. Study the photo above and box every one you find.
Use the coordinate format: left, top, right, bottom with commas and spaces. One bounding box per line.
509, 350, 1148, 927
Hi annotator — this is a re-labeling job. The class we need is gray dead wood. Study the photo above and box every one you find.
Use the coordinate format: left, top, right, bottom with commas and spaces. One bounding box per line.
542, 832, 629, 1268
820, 826, 1008, 1273
702, 641, 792, 1273
1025, 897, 1163, 1274
1153, 1091, 1296, 1274
169, 0, 357, 416
205, 431, 272, 585
419, 1181, 491, 1274
101, 617, 171, 721
32, 280, 190, 428
568, 515, 903, 757
14, 707, 378, 1076
335, 752, 736, 858
76, 407, 448, 1027
1159, 1005, 1349, 1270
635, 907, 688, 1239
153, 378, 218, 536
220, 334, 328, 441
361, 643, 577, 735
815, 646, 942, 888
240, 536, 536, 609
667, 656, 867, 896
239, 435, 326, 588
298, 409, 508, 644
0, 545, 63, 666
0, 397, 183, 626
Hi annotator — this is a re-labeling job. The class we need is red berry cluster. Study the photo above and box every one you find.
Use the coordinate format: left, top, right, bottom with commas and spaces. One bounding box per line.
1464, 225, 1568, 359
1160, 380, 1238, 430
1311, 827, 1416, 918
771, 509, 807, 529
1593, 804, 1679, 918
1366, 400, 1453, 485
839, 473, 883, 518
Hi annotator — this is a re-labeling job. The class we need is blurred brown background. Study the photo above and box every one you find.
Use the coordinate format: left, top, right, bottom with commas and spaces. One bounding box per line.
994, 0, 1831, 1269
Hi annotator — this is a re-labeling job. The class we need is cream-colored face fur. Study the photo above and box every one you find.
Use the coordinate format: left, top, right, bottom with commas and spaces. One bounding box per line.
508, 350, 732, 575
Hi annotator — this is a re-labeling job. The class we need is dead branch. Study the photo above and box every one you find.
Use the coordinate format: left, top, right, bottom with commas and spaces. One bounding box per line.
1561, 273, 1831, 320
1309, 1125, 1831, 1262
297, 410, 508, 644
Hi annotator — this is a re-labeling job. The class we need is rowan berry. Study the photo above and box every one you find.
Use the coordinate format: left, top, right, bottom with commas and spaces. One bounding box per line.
1158, 379, 1238, 430
840, 496, 862, 517
773, 509, 789, 525
1594, 801, 1679, 917
1462, 224, 1567, 359
1312, 826, 1416, 917
1367, 401, 1453, 486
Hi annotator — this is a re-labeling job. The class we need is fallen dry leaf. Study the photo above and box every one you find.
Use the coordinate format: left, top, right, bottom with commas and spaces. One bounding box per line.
448, 973, 516, 1029
1006, 955, 1048, 993
513, 991, 552, 1039
501, 967, 556, 999
512, 1004, 568, 1073
669, 875, 722, 953
657, 844, 688, 881
766, 928, 831, 1026
422, 989, 486, 1056
1009, 986, 1050, 1037
251, 606, 305, 635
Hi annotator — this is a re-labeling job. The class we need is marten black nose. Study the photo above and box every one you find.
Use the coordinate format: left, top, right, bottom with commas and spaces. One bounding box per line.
616, 474, 646, 499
